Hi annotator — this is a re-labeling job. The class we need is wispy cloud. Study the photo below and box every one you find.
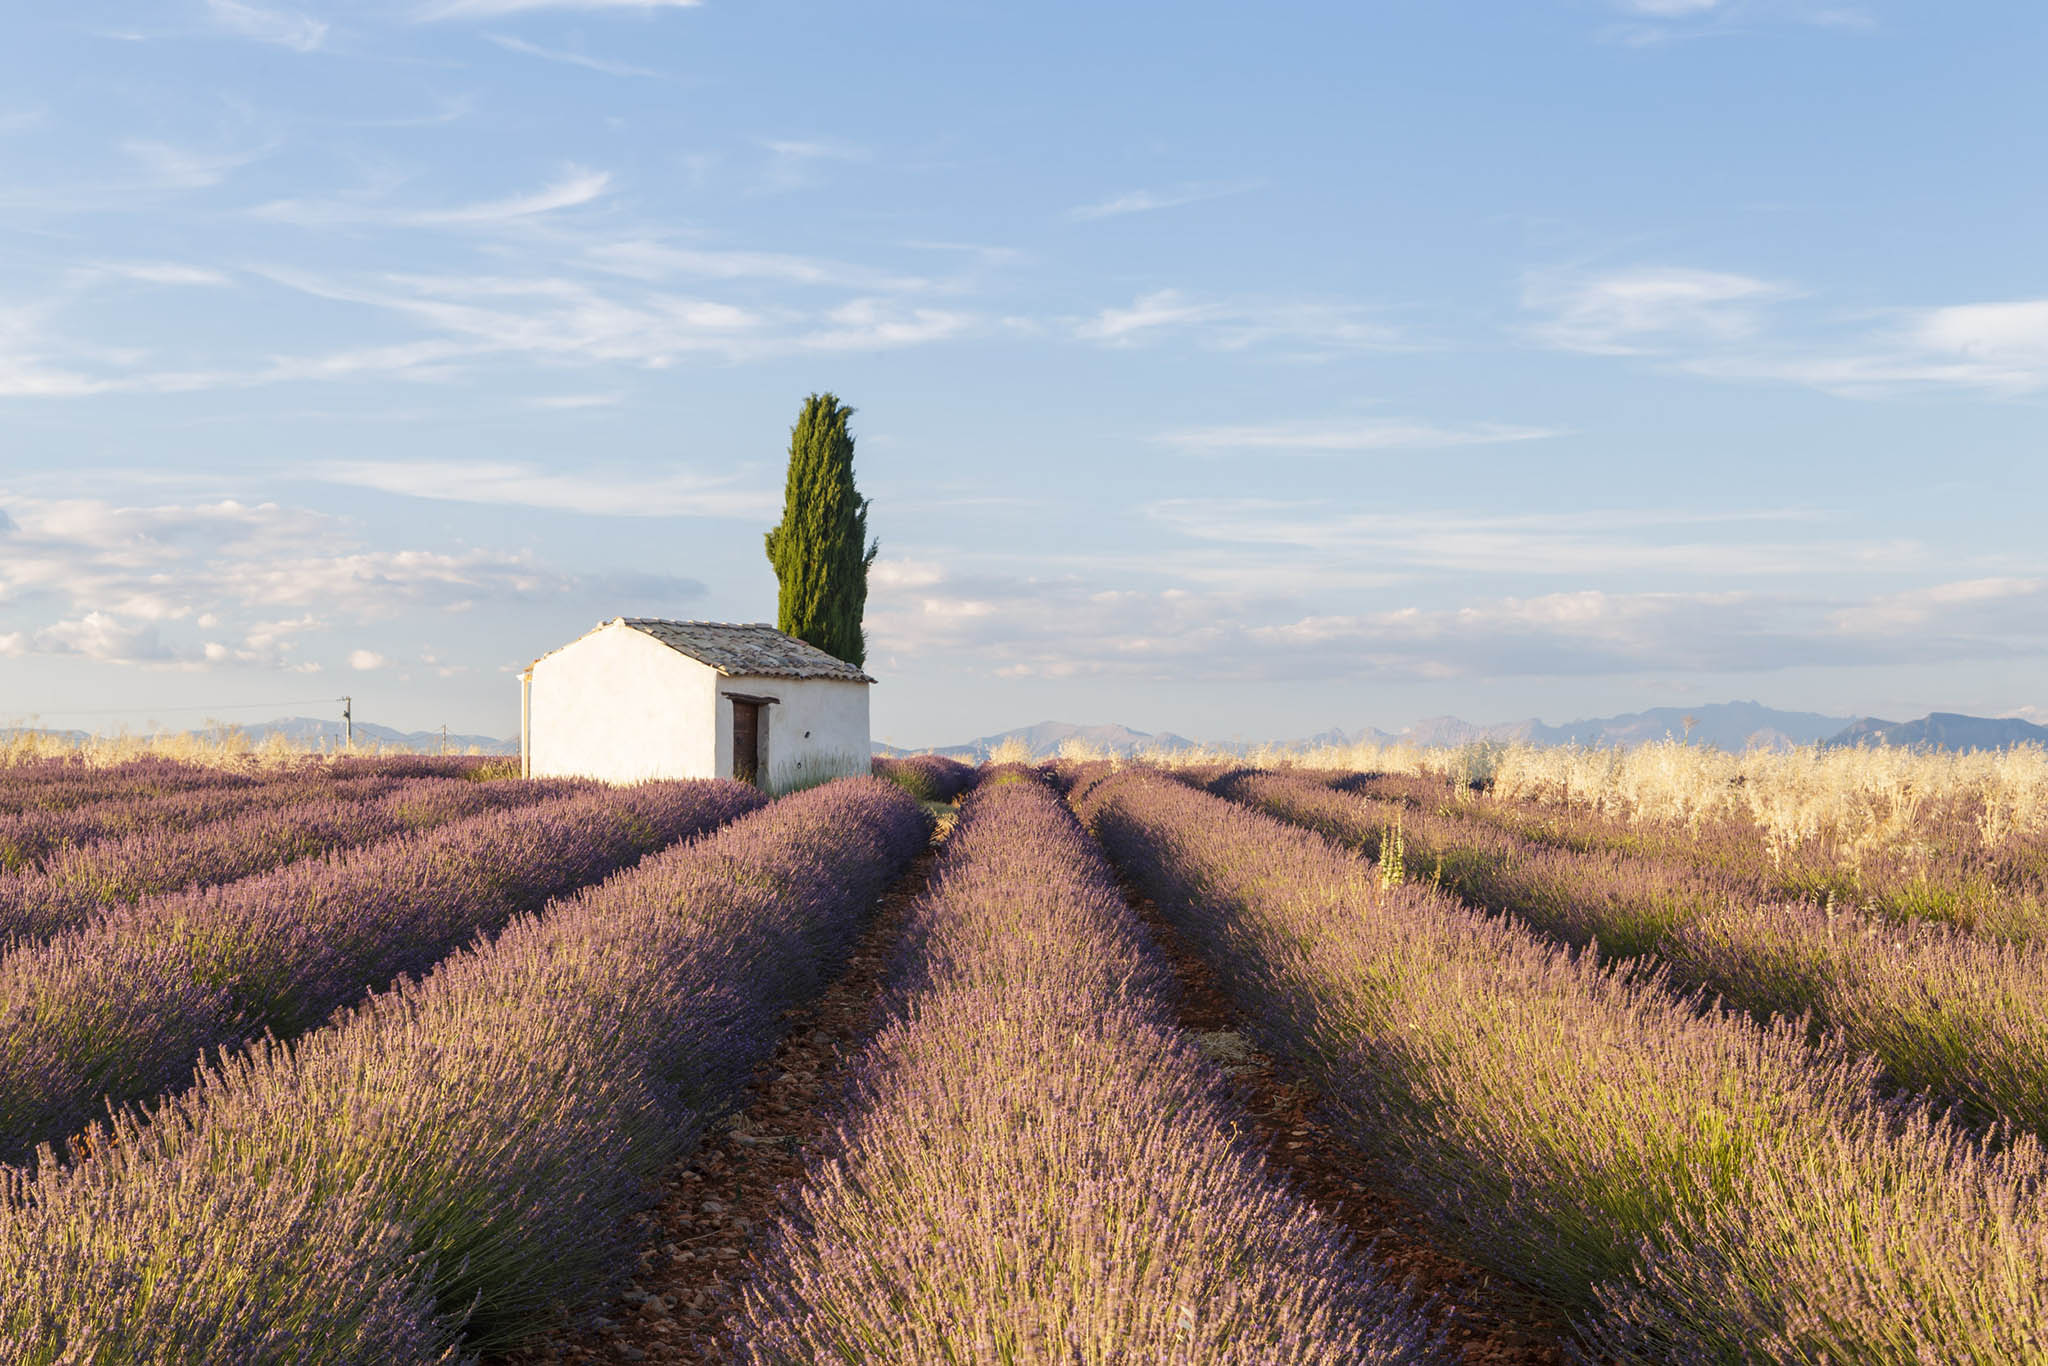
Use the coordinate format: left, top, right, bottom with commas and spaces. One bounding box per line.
206, 0, 328, 52
1524, 264, 2048, 396
1159, 416, 1560, 454
418, 0, 701, 18
253, 166, 613, 228
525, 392, 623, 409
0, 251, 974, 400
1604, 0, 1872, 44
757, 138, 868, 192
1522, 266, 1791, 355
1074, 288, 1405, 354
1146, 498, 1901, 579
484, 32, 660, 76
585, 239, 930, 291
92, 262, 234, 287
312, 459, 778, 518
1066, 181, 1257, 222
121, 138, 274, 190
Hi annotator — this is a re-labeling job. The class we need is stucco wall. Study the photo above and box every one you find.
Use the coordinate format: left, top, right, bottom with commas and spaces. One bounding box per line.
730, 674, 871, 791
527, 623, 718, 782
524, 620, 871, 788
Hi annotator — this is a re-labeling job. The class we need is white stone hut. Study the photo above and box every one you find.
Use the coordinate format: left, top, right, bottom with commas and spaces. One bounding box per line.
519, 618, 873, 788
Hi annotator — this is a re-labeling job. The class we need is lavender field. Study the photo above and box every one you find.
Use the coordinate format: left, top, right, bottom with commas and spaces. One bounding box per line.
2, 750, 2044, 1364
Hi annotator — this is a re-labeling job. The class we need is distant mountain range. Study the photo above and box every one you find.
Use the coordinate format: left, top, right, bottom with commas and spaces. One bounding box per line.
881, 702, 2048, 758
1827, 712, 2048, 752
4, 716, 517, 755
1371, 700, 1858, 753
874, 721, 1199, 761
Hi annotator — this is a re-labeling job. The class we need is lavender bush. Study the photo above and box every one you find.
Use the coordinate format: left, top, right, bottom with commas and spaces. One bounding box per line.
0, 777, 927, 1362
0, 779, 763, 1165
1225, 770, 2048, 1139
1081, 768, 2048, 1362
870, 753, 978, 802
734, 778, 1442, 1364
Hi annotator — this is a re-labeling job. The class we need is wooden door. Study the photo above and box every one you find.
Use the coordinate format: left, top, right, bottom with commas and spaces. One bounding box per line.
731, 700, 760, 786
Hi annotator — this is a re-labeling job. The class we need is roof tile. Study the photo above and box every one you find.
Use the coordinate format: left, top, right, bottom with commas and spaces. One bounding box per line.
617, 619, 875, 683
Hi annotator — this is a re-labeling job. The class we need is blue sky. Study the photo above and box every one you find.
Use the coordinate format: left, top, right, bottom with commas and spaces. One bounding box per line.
1, 0, 2043, 747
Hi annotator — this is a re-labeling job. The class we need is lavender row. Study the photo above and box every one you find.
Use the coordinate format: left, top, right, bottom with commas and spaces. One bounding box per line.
1080, 769, 2048, 1362
0, 779, 764, 1166
0, 759, 521, 876
0, 753, 501, 821
0, 777, 929, 1362
1227, 770, 2048, 1140
0, 777, 563, 948
869, 752, 979, 802
735, 777, 1440, 1362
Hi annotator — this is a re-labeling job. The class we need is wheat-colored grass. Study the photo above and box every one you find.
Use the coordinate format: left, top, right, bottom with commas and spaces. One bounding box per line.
1155, 737, 2048, 860
0, 726, 495, 772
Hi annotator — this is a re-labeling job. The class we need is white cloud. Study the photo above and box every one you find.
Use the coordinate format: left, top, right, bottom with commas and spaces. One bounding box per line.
31, 612, 185, 664
254, 167, 613, 228
0, 494, 617, 672
484, 33, 660, 76
1910, 300, 2048, 375
1067, 182, 1256, 222
866, 551, 2048, 686
311, 459, 779, 519
206, 0, 328, 51
348, 649, 388, 670
1160, 417, 1560, 453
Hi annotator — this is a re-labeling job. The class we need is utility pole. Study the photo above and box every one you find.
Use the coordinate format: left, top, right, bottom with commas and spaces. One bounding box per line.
340, 696, 353, 749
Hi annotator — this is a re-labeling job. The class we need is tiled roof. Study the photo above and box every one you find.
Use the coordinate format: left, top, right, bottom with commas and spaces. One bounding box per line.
617, 619, 875, 683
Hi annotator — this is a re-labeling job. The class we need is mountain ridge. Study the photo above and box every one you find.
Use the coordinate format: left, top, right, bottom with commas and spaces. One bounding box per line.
880, 702, 2045, 758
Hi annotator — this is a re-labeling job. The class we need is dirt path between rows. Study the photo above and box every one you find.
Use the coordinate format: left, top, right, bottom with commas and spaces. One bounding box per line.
1119, 878, 1574, 1366
503, 821, 1569, 1365
497, 841, 942, 1365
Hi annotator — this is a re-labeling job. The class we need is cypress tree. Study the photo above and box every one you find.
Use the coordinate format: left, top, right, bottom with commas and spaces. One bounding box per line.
764, 392, 877, 666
